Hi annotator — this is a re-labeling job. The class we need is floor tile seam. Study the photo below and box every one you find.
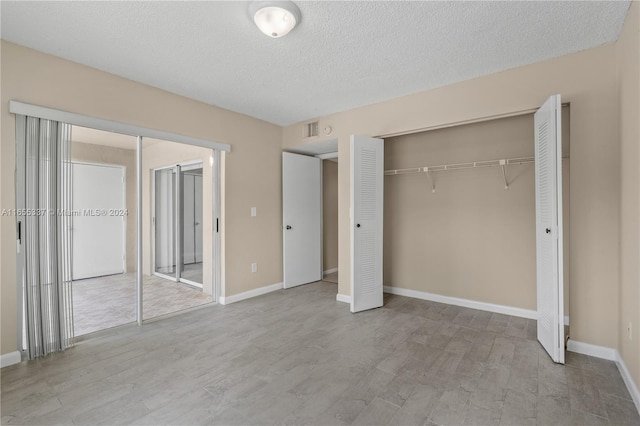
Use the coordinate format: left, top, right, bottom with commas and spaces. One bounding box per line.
598, 389, 635, 403
569, 407, 611, 422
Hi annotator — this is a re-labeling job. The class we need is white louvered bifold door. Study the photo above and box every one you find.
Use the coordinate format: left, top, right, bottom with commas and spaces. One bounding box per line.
534, 95, 565, 364
350, 135, 384, 313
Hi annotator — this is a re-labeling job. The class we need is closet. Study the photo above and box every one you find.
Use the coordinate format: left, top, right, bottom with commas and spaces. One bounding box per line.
383, 106, 570, 355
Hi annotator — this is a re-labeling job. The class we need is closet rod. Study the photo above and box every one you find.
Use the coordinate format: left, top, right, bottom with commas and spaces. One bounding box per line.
384, 155, 568, 176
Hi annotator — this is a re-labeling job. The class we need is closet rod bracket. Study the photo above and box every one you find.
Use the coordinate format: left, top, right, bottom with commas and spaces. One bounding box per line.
423, 167, 436, 193
500, 160, 509, 190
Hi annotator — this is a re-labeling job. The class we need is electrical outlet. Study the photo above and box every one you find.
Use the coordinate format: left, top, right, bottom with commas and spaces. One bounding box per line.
251, 263, 257, 273
628, 322, 633, 340
251, 207, 257, 217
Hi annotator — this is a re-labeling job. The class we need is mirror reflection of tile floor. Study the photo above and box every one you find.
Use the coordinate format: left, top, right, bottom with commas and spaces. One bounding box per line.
154, 262, 203, 284
72, 273, 212, 336
179, 262, 203, 284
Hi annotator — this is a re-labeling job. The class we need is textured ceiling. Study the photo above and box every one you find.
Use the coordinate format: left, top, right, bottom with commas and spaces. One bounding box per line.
1, 1, 631, 126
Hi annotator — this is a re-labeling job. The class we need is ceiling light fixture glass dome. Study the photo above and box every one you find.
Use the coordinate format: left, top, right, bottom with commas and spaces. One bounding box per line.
250, 1, 301, 38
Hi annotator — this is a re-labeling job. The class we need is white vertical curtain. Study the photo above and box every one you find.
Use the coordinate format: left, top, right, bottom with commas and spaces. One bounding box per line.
17, 115, 74, 359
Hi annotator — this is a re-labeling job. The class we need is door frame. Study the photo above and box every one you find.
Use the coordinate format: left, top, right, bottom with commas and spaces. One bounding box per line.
151, 159, 204, 288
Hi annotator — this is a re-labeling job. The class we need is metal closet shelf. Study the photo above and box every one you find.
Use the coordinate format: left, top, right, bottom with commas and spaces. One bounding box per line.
384, 155, 568, 192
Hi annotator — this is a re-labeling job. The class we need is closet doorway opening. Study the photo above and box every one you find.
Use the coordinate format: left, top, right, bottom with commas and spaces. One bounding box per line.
322, 156, 339, 284
282, 139, 339, 292
382, 102, 570, 361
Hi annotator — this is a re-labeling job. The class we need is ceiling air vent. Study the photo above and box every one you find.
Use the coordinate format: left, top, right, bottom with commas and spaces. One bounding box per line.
304, 121, 319, 138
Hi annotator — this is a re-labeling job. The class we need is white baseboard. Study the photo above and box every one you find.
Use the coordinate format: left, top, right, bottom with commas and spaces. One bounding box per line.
381, 285, 570, 325
323, 268, 338, 275
383, 285, 537, 320
1, 351, 21, 368
336, 293, 351, 304
567, 339, 617, 361
568, 339, 640, 414
219, 282, 283, 305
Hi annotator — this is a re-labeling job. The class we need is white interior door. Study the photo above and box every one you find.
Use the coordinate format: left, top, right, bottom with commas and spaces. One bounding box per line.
535, 94, 565, 364
72, 163, 125, 280
350, 135, 384, 313
282, 152, 322, 288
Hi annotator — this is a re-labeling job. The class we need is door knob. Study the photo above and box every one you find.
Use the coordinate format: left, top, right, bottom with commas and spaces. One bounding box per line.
546, 228, 551, 234
356, 224, 361, 228
286, 225, 292, 230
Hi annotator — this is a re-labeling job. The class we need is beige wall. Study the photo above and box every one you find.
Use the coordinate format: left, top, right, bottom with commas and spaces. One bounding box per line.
323, 160, 338, 271
70, 141, 137, 272
283, 44, 620, 351
384, 112, 570, 313
141, 140, 213, 295
617, 1, 640, 391
1, 41, 283, 356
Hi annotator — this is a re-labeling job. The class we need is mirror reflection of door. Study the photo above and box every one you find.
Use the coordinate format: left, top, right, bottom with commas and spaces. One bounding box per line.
154, 168, 176, 277
153, 162, 203, 287
180, 165, 203, 285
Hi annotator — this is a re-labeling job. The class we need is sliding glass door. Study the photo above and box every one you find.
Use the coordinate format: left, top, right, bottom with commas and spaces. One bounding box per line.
13, 101, 226, 355
153, 161, 204, 287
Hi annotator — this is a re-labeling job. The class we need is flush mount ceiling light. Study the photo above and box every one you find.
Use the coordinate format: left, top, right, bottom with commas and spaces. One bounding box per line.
249, 1, 301, 38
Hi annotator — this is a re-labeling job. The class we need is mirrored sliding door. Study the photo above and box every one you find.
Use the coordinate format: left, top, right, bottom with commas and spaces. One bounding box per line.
180, 165, 204, 285
146, 141, 214, 321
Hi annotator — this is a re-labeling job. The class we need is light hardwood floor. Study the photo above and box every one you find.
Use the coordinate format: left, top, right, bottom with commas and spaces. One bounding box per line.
2, 281, 639, 425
